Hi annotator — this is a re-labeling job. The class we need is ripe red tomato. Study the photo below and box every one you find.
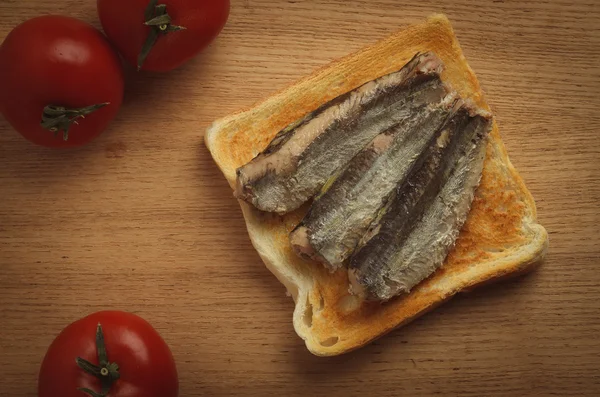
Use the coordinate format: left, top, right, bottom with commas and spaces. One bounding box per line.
38, 311, 178, 397
97, 0, 230, 72
0, 16, 124, 148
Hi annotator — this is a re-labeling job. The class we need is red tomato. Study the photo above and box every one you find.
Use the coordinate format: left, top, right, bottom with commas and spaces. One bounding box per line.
0, 16, 124, 148
97, 0, 230, 72
38, 311, 178, 397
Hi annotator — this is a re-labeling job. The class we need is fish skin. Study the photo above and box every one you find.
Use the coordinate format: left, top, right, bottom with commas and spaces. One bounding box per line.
348, 105, 493, 301
235, 52, 448, 214
290, 94, 461, 270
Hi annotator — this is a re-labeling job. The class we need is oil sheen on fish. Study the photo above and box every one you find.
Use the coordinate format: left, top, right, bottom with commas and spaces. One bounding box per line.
290, 94, 461, 270
235, 52, 449, 214
348, 104, 493, 301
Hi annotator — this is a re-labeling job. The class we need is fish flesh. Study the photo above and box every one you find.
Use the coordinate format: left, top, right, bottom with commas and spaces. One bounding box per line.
235, 52, 449, 214
348, 104, 492, 301
235, 52, 448, 214
290, 94, 462, 270
348, 106, 491, 301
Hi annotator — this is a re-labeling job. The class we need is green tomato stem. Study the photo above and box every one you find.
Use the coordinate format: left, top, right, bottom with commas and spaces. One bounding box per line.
40, 103, 109, 141
137, 0, 186, 71
75, 323, 120, 397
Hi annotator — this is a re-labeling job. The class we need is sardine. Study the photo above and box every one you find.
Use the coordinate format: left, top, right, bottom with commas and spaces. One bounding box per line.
290, 94, 462, 270
348, 104, 493, 301
235, 52, 448, 214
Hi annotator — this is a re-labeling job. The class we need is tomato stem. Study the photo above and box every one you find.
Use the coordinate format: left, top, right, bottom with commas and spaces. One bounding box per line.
75, 323, 120, 397
40, 103, 109, 141
138, 0, 186, 70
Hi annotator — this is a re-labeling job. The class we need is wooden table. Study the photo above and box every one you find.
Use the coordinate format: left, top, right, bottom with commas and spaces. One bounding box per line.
1, 0, 599, 395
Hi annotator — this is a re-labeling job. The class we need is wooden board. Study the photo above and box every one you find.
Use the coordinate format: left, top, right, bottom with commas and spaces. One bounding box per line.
1, 0, 599, 395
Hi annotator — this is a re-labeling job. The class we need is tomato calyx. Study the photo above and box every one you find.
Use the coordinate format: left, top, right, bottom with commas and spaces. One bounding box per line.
40, 103, 110, 141
75, 323, 121, 397
138, 0, 186, 70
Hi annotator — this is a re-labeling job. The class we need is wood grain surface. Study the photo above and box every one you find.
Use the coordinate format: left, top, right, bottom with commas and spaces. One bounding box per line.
1, 0, 599, 396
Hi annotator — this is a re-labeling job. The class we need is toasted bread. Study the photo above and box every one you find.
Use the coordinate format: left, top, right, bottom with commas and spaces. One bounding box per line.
204, 14, 548, 356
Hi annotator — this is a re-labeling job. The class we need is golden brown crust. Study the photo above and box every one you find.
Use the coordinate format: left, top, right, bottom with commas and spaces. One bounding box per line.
205, 14, 548, 356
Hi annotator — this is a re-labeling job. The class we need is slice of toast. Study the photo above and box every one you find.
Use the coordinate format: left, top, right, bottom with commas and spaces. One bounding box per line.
204, 14, 548, 356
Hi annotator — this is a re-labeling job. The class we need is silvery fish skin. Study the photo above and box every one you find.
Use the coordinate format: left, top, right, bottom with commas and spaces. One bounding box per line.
234, 52, 448, 214
348, 105, 493, 301
290, 94, 461, 270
